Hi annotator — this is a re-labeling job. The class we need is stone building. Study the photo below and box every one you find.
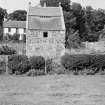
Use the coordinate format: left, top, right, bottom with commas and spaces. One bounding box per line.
26, 2, 65, 59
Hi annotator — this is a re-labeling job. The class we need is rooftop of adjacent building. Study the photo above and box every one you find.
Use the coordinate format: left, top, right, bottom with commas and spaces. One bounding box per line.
3, 20, 26, 29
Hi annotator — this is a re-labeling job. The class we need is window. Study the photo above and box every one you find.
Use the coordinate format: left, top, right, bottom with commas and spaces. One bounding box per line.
24, 28, 26, 33
18, 28, 24, 34
43, 32, 48, 38
40, 16, 51, 18
8, 28, 11, 32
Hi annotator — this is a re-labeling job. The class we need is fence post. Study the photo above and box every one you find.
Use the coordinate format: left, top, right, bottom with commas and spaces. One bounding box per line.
5, 55, 9, 75
45, 57, 47, 74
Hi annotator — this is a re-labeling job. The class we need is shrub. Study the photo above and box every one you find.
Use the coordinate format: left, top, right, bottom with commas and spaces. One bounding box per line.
3, 33, 13, 41
8, 55, 30, 74
0, 46, 16, 55
61, 54, 88, 71
12, 33, 20, 41
46, 59, 66, 74
0, 61, 6, 74
46, 59, 53, 73
61, 54, 105, 74
29, 56, 45, 70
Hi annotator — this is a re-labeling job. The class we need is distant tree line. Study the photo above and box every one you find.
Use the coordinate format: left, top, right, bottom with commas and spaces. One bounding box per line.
0, 8, 7, 41
0, 0, 105, 48
7, 10, 27, 21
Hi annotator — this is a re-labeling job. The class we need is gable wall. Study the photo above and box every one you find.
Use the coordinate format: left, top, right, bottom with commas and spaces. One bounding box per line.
26, 30, 65, 59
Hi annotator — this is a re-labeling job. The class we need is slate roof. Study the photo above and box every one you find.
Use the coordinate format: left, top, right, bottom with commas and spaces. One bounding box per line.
28, 16, 63, 30
29, 7, 62, 17
28, 6, 65, 31
3, 21, 26, 28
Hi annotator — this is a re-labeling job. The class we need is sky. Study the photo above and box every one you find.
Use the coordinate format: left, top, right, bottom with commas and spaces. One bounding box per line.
0, 0, 105, 13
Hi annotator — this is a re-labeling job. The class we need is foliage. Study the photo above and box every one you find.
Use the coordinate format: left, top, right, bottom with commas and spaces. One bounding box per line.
0, 8, 7, 41
61, 54, 105, 74
0, 45, 16, 55
67, 30, 81, 48
8, 55, 30, 74
45, 59, 66, 74
3, 33, 26, 42
12, 33, 20, 41
0, 61, 6, 74
29, 56, 45, 70
40, 0, 70, 11
46, 58, 53, 73
3, 33, 12, 41
8, 10, 27, 21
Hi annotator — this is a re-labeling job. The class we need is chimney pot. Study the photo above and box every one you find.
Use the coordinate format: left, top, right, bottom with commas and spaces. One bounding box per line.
29, 2, 31, 6
44, 2, 47, 7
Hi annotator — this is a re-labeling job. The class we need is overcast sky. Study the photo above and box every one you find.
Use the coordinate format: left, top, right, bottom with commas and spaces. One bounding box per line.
0, 0, 105, 13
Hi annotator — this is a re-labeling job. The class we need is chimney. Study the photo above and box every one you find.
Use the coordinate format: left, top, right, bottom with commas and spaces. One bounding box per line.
59, 2, 61, 7
29, 2, 31, 7
44, 2, 47, 7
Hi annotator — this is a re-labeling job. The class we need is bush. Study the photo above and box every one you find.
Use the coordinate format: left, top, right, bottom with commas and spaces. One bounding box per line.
61, 54, 105, 74
0, 46, 16, 55
0, 61, 6, 74
29, 56, 45, 70
8, 55, 30, 74
46, 59, 53, 73
46, 59, 66, 74
3, 33, 13, 41
12, 33, 20, 41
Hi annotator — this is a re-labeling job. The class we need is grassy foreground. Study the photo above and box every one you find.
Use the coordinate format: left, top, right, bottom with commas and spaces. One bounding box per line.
0, 75, 105, 105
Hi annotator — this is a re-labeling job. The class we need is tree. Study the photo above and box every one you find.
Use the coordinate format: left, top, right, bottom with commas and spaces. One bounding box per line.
67, 30, 81, 48
40, 0, 71, 11
64, 11, 77, 47
8, 10, 27, 21
0, 8, 7, 40
83, 6, 105, 41
71, 2, 86, 39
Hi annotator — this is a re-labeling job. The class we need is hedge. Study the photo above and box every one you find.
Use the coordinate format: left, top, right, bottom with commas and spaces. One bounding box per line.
29, 56, 45, 70
8, 55, 54, 75
8, 55, 30, 74
0, 46, 16, 55
61, 54, 105, 73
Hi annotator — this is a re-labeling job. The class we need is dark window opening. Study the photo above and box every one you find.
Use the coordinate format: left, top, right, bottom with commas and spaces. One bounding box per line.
8, 28, 11, 32
43, 32, 48, 38
24, 28, 26, 33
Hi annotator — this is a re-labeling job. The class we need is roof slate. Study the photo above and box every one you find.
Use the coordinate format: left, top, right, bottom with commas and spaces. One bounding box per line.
29, 7, 61, 17
28, 6, 65, 31
28, 16, 63, 30
3, 21, 26, 28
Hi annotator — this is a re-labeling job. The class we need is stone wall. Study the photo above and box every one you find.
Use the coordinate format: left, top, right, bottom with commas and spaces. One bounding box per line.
26, 30, 65, 59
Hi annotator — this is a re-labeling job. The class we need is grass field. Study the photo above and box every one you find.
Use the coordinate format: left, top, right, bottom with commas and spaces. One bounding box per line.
0, 75, 105, 105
